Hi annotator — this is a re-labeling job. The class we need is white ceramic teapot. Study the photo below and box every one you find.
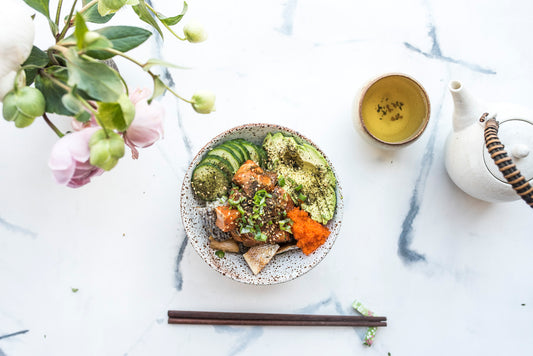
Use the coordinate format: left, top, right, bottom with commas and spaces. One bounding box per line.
445, 80, 533, 206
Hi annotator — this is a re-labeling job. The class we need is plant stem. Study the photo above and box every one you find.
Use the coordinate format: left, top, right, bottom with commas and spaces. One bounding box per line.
144, 2, 186, 41
55, 0, 64, 28
79, 0, 98, 15
104, 48, 144, 67
39, 70, 71, 92
76, 96, 110, 138
56, 0, 79, 42
163, 83, 192, 103
43, 113, 65, 138
104, 49, 191, 103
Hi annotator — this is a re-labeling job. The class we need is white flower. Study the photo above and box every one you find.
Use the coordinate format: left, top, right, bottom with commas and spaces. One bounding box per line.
183, 21, 208, 43
0, 1, 35, 101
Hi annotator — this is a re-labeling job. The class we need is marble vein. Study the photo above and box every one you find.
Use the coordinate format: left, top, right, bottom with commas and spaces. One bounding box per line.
173, 233, 188, 291
214, 326, 264, 356
151, 2, 193, 161
397, 88, 445, 264
296, 294, 367, 341
404, 23, 496, 75
397, 13, 449, 265
0, 329, 29, 340
149, 0, 192, 292
0, 217, 37, 239
277, 0, 298, 35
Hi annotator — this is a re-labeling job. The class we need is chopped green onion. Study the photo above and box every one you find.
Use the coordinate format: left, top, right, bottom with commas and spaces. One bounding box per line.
236, 205, 245, 215
268, 221, 273, 225
215, 250, 225, 258
254, 231, 267, 241
278, 175, 285, 187
298, 193, 307, 201
295, 184, 303, 192
228, 196, 244, 206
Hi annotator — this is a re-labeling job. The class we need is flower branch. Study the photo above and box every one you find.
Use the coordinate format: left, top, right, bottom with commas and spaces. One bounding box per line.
1, 0, 214, 189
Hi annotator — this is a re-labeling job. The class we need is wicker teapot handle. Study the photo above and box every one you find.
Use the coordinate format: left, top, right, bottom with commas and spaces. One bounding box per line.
482, 113, 533, 208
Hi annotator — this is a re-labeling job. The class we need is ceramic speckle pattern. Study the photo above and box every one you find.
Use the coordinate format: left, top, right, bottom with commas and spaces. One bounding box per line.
180, 124, 344, 285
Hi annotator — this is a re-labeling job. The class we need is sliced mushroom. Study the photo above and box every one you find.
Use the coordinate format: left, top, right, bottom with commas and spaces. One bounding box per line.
209, 236, 240, 253
276, 244, 299, 255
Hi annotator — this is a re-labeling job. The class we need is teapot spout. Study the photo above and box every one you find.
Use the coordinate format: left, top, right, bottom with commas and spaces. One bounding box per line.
449, 80, 484, 131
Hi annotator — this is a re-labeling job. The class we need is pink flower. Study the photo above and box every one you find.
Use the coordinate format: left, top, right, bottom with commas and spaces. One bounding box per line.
48, 127, 104, 188
71, 113, 98, 131
123, 88, 165, 159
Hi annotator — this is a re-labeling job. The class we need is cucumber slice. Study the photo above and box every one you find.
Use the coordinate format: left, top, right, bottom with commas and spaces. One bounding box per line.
200, 155, 234, 178
221, 142, 245, 164
191, 162, 230, 201
207, 147, 241, 172
227, 140, 250, 161
236, 140, 261, 165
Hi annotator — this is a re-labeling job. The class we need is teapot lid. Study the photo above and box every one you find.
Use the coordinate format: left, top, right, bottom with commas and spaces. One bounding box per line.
483, 119, 533, 183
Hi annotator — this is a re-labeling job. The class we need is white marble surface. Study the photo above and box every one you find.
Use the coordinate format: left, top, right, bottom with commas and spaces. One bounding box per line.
1, 0, 532, 355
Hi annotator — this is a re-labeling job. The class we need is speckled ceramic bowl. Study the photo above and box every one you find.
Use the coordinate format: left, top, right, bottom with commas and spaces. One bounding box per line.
180, 124, 344, 285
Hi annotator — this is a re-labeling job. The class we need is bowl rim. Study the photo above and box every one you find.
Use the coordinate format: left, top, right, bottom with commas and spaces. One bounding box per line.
180, 123, 344, 285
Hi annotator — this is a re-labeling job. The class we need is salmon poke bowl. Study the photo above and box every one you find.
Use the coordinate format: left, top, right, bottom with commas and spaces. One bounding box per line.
180, 124, 344, 285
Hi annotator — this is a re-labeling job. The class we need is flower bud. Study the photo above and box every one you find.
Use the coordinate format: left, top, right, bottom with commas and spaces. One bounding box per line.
191, 90, 216, 114
89, 129, 125, 171
2, 87, 45, 128
183, 21, 207, 43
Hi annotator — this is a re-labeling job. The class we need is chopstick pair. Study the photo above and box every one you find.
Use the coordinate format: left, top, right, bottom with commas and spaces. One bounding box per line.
167, 310, 387, 327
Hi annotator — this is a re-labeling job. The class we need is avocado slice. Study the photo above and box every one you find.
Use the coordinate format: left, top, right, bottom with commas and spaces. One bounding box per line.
262, 132, 337, 224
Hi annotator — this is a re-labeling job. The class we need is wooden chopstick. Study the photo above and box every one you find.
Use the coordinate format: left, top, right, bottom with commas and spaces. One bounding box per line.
167, 310, 387, 327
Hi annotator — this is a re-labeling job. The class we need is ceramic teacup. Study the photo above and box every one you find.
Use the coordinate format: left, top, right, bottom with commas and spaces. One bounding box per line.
353, 73, 431, 149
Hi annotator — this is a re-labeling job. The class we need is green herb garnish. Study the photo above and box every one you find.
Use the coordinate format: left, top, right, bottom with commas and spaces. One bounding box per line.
215, 250, 225, 258
278, 175, 285, 187
298, 193, 307, 201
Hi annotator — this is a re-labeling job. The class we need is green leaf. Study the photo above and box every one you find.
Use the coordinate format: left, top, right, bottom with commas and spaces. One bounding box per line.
23, 0, 50, 19
74, 12, 89, 49
148, 76, 167, 104
84, 2, 115, 23
35, 67, 73, 115
84, 34, 113, 52
22, 46, 49, 85
98, 0, 139, 16
142, 58, 187, 71
65, 49, 124, 102
96, 94, 135, 131
156, 1, 187, 26
61, 92, 84, 113
75, 110, 92, 123
85, 26, 152, 60
22, 46, 49, 67
23, 0, 58, 34
132, 0, 164, 38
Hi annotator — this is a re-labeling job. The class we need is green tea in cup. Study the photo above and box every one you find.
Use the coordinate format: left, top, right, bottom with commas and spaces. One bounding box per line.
354, 73, 430, 148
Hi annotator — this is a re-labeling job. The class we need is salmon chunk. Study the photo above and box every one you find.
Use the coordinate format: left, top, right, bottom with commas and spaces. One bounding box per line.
232, 160, 276, 196
215, 206, 241, 232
